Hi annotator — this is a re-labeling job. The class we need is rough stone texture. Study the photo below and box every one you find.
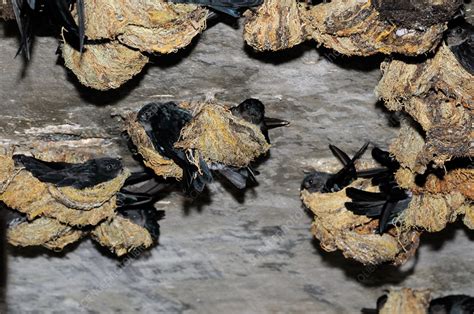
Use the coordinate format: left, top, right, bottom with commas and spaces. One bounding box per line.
1, 19, 473, 313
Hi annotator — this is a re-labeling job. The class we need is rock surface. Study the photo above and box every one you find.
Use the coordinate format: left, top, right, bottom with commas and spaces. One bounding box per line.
1, 19, 473, 313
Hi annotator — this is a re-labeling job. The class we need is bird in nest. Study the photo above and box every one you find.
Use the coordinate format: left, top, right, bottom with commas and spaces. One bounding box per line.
135, 98, 288, 196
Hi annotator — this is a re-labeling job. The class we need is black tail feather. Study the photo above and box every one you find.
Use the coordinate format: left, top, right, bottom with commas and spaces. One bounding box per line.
329, 145, 351, 166
346, 187, 386, 202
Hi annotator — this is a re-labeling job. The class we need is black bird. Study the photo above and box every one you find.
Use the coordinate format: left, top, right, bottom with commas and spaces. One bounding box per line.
446, 21, 474, 75
429, 295, 474, 314
344, 147, 411, 234
371, 0, 463, 31
117, 207, 163, 241
136, 100, 288, 192
137, 102, 213, 196
230, 98, 289, 144
167, 0, 263, 18
363, 293, 474, 314
115, 168, 175, 241
301, 142, 370, 193
116, 186, 163, 242
12, 154, 123, 189
214, 98, 288, 189
12, 0, 85, 59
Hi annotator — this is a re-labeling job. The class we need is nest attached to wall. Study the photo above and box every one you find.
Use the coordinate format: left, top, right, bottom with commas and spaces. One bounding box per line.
175, 103, 270, 167
62, 41, 149, 91
91, 215, 153, 256
63, 0, 207, 90
125, 111, 183, 179
378, 288, 431, 314
125, 101, 270, 179
244, 0, 448, 56
378, 44, 473, 168
304, 0, 447, 56
0, 169, 128, 226
389, 123, 473, 233
0, 1, 14, 20
0, 151, 155, 256
243, 0, 308, 51
301, 179, 420, 265
7, 217, 85, 250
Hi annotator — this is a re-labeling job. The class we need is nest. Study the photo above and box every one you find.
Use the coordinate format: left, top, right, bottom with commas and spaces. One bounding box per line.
304, 0, 447, 56
176, 103, 270, 167
0, 151, 156, 256
376, 40, 472, 235
7, 217, 85, 250
301, 179, 420, 265
379, 288, 431, 314
0, 1, 14, 20
125, 101, 270, 179
0, 169, 128, 226
125, 112, 183, 179
244, 0, 448, 55
62, 0, 207, 90
62, 41, 149, 91
243, 0, 308, 51
90, 215, 153, 257
78, 0, 207, 54
378, 44, 473, 168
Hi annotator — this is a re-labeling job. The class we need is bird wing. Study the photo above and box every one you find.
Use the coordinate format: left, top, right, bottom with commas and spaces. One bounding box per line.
346, 187, 386, 202
12, 0, 33, 59
76, 0, 85, 52
46, 0, 85, 51
329, 144, 351, 166
218, 167, 247, 189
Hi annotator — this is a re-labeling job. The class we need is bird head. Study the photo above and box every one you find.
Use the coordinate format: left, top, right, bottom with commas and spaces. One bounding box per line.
95, 158, 123, 177
235, 98, 265, 125
301, 171, 330, 193
137, 103, 159, 124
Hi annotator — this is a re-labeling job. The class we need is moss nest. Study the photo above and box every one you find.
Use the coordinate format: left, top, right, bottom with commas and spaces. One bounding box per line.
0, 151, 155, 256
125, 101, 270, 179
301, 179, 420, 265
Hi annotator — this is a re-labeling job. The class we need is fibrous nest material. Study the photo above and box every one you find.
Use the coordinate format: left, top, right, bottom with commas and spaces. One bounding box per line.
0, 151, 155, 256
125, 111, 183, 179
91, 215, 153, 257
301, 179, 420, 265
379, 288, 431, 314
176, 103, 270, 168
0, 1, 14, 20
62, 41, 149, 91
304, 0, 447, 56
63, 0, 207, 90
375, 39, 473, 234
243, 0, 308, 51
392, 142, 473, 233
125, 101, 270, 179
7, 217, 85, 250
78, 0, 207, 54
244, 0, 448, 56
378, 44, 473, 168
0, 168, 128, 226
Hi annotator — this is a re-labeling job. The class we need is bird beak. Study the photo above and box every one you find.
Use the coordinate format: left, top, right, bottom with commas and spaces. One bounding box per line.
264, 117, 290, 129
